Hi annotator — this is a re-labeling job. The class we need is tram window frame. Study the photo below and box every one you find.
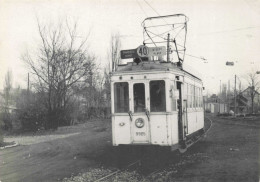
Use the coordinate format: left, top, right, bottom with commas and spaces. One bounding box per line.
150, 80, 166, 112
194, 86, 196, 108
184, 83, 188, 108
200, 88, 203, 108
170, 81, 177, 111
195, 87, 198, 108
187, 84, 192, 108
198, 88, 201, 108
134, 83, 146, 113
192, 85, 195, 108
114, 82, 129, 113
199, 88, 202, 108
197, 87, 200, 108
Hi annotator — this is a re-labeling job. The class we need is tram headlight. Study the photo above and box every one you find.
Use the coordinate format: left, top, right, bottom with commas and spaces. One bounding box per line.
135, 118, 144, 128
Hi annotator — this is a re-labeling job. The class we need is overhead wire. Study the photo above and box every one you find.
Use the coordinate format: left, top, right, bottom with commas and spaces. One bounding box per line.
175, 51, 207, 61
198, 25, 260, 36
136, 0, 148, 18
140, 0, 205, 62
143, 0, 166, 23
136, 0, 159, 47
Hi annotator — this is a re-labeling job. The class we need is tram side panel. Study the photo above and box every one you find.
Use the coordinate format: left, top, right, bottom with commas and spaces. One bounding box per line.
196, 110, 204, 131
183, 79, 204, 135
186, 111, 198, 134
150, 115, 168, 145
169, 113, 179, 146
186, 110, 204, 135
112, 115, 131, 145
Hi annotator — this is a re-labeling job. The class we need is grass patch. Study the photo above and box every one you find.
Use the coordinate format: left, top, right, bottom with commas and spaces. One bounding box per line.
0, 141, 15, 148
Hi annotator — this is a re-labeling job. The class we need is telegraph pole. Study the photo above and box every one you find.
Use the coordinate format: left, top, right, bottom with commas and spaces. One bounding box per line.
228, 80, 230, 111
234, 75, 237, 116
27, 73, 30, 95
219, 80, 221, 113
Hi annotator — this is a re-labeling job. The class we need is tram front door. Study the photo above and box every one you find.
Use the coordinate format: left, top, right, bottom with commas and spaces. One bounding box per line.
131, 83, 150, 144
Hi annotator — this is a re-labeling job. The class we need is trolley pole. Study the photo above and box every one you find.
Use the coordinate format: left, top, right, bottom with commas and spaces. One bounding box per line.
167, 33, 170, 62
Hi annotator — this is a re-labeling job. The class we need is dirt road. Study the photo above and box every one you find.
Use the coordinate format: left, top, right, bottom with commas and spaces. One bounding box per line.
1, 116, 259, 182
0, 120, 111, 182
168, 116, 259, 182
61, 116, 260, 182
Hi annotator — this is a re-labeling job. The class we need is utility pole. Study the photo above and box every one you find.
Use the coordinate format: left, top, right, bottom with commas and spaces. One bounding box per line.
27, 73, 30, 95
167, 33, 170, 62
219, 80, 221, 113
234, 75, 237, 116
228, 80, 230, 111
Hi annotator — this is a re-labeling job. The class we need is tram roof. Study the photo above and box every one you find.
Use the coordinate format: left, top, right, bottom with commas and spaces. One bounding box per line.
113, 61, 202, 81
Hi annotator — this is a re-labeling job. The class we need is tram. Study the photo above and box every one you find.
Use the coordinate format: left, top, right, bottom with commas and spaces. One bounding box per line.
111, 14, 204, 152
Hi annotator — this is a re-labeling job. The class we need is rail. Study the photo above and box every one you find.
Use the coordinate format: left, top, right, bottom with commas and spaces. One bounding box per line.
94, 160, 141, 182
144, 117, 213, 179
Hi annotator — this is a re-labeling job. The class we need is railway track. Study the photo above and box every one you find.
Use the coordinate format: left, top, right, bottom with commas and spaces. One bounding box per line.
94, 117, 213, 182
94, 160, 141, 182
144, 117, 213, 180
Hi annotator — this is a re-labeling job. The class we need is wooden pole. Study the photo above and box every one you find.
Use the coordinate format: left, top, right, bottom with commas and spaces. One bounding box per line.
27, 73, 30, 94
234, 75, 236, 116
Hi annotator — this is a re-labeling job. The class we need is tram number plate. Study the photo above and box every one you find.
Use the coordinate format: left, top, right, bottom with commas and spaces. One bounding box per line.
136, 132, 146, 136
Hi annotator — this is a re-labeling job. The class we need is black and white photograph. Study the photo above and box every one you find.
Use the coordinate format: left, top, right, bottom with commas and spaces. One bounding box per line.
0, 0, 259, 181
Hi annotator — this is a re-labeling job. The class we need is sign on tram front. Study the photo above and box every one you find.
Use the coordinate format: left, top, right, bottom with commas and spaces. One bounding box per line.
148, 46, 166, 56
120, 49, 138, 59
120, 45, 166, 59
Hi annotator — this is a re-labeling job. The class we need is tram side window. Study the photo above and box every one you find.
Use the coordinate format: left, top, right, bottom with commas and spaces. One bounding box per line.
150, 80, 166, 112
200, 88, 203, 107
134, 83, 146, 112
191, 85, 195, 108
114, 82, 129, 113
198, 88, 201, 107
199, 88, 202, 107
195, 87, 198, 107
184, 83, 188, 108
187, 84, 192, 108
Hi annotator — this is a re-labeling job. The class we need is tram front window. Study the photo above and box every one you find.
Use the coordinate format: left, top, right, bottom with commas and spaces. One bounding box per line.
150, 80, 166, 112
114, 82, 129, 113
134, 83, 145, 112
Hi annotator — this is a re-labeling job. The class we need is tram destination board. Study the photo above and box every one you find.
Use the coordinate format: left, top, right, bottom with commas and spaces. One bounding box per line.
120, 45, 166, 59
120, 49, 138, 59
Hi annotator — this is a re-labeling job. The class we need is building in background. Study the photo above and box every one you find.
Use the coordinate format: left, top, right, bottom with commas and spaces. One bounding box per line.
204, 94, 228, 115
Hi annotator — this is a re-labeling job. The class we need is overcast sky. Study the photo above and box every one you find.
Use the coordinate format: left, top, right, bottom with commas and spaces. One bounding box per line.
0, 0, 260, 94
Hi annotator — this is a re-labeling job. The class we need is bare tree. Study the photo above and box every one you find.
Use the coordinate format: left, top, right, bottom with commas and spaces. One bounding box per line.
245, 72, 260, 113
1, 69, 13, 130
23, 18, 96, 129
109, 33, 121, 72
102, 33, 121, 117
3, 69, 13, 109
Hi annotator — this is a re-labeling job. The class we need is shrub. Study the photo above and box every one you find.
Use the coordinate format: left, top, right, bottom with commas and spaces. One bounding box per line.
217, 113, 232, 117
0, 132, 3, 144
17, 103, 47, 132
205, 109, 211, 113
0, 113, 4, 144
